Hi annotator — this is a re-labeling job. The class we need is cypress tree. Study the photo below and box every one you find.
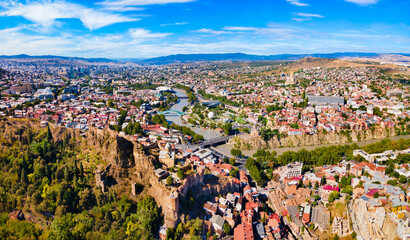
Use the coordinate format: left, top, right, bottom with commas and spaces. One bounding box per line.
21, 168, 28, 184
47, 126, 53, 143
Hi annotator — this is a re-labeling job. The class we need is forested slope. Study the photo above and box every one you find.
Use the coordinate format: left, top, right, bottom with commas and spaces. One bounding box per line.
0, 118, 161, 239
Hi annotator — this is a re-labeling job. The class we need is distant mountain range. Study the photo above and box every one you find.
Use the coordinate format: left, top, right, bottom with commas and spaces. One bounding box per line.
1, 52, 409, 65
139, 52, 409, 64
0, 54, 115, 63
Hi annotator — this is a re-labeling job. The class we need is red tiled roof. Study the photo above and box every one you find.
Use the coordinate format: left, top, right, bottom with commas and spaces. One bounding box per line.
234, 223, 254, 240
323, 185, 339, 192
366, 188, 379, 197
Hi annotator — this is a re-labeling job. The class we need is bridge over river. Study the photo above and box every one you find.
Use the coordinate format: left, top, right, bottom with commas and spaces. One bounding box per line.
158, 110, 186, 116
199, 135, 233, 148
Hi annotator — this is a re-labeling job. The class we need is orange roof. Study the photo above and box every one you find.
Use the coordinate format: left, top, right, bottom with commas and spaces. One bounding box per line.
234, 224, 254, 240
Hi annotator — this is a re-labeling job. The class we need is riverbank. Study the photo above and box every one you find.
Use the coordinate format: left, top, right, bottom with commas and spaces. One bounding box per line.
215, 134, 410, 157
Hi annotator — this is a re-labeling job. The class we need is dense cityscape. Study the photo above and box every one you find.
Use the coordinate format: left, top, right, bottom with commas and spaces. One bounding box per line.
0, 55, 409, 240
1, 0, 410, 239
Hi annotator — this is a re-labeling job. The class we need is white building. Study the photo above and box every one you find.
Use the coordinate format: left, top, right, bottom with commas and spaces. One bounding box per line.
283, 161, 303, 178
353, 149, 374, 163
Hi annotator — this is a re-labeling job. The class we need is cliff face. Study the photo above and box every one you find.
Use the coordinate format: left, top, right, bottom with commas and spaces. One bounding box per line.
230, 126, 397, 150
84, 128, 156, 172
195, 175, 240, 197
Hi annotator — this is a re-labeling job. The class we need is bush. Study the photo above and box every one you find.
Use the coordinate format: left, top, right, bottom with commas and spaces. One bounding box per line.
351, 231, 357, 239
166, 176, 174, 186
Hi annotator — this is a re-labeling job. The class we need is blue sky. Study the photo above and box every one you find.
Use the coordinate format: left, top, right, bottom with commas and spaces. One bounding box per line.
0, 0, 409, 58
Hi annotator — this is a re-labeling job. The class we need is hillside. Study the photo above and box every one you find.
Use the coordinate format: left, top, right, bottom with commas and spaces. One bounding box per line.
265, 57, 403, 75
140, 52, 390, 65
0, 118, 162, 239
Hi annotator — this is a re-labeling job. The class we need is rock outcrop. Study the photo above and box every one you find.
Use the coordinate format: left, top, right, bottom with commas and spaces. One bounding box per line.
230, 126, 398, 150
83, 128, 157, 173
194, 175, 240, 198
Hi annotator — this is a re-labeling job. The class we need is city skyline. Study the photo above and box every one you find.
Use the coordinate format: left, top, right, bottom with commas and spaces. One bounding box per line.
0, 0, 409, 58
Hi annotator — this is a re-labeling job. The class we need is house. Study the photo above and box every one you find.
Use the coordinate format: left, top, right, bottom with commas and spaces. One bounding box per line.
323, 185, 339, 193
210, 215, 225, 235
153, 169, 169, 180
234, 223, 254, 240
285, 184, 298, 196
353, 149, 374, 162
302, 205, 311, 223
350, 164, 364, 176
282, 161, 303, 178
365, 188, 379, 198
8, 210, 24, 220
255, 222, 267, 238
226, 193, 238, 205
320, 185, 340, 202
203, 201, 218, 215
203, 220, 212, 232
223, 210, 235, 228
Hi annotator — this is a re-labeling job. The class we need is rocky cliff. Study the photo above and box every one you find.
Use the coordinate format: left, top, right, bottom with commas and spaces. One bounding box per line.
230, 126, 398, 150
194, 175, 240, 198
83, 128, 156, 173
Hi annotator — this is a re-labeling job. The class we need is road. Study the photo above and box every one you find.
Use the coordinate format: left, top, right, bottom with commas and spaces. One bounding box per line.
209, 147, 231, 160
195, 93, 240, 112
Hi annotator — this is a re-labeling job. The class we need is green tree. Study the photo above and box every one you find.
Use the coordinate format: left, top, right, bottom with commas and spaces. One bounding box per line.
223, 222, 231, 235
166, 176, 174, 186
20, 168, 28, 185
351, 231, 357, 239
222, 123, 232, 135
399, 175, 407, 184
189, 218, 203, 239
50, 213, 75, 240
107, 99, 114, 108
321, 176, 326, 186
328, 191, 340, 203
165, 227, 175, 240
177, 169, 185, 179
47, 126, 53, 142
229, 169, 238, 178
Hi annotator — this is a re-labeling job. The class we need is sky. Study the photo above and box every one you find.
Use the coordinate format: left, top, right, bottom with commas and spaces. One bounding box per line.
0, 0, 409, 58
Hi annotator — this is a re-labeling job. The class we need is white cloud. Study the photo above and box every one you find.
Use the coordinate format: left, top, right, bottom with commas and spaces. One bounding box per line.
223, 26, 258, 31
160, 21, 189, 26
102, 6, 144, 11
100, 0, 195, 9
0, 1, 137, 30
292, 12, 324, 21
286, 0, 309, 6
223, 26, 296, 39
296, 13, 324, 18
292, 18, 308, 22
129, 28, 171, 39
192, 28, 228, 35
344, 0, 379, 6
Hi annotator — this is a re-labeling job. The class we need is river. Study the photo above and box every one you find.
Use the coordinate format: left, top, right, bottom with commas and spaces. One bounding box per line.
165, 89, 222, 140
167, 89, 410, 157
